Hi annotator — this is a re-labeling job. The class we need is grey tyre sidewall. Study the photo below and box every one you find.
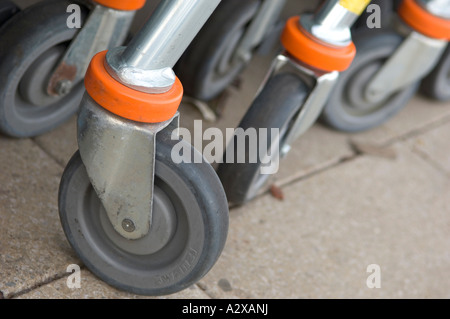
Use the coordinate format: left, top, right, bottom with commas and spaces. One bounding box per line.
59, 136, 228, 296
322, 33, 419, 132
0, 0, 19, 27
0, 0, 87, 137
176, 0, 260, 101
218, 73, 308, 205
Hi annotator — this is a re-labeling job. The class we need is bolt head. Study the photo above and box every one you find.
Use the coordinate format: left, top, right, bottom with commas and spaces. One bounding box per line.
54, 80, 73, 96
121, 218, 136, 233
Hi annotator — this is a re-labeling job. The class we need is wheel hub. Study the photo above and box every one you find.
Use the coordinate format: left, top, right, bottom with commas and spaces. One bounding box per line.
100, 186, 177, 256
18, 45, 68, 107
345, 62, 387, 115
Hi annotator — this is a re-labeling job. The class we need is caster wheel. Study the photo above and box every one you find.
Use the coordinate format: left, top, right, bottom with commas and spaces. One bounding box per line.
0, 0, 19, 27
321, 32, 420, 132
0, 0, 89, 138
421, 46, 450, 102
217, 73, 308, 206
175, 0, 261, 101
58, 132, 229, 296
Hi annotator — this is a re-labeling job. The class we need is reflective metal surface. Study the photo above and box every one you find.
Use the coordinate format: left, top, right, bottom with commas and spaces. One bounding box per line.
233, 0, 287, 63
120, 0, 221, 70
105, 46, 176, 94
417, 0, 450, 19
300, 0, 360, 47
47, 5, 135, 96
365, 31, 448, 103
78, 94, 179, 240
258, 52, 340, 158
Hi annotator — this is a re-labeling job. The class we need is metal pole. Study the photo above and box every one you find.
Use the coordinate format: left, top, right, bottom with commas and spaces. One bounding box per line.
120, 0, 221, 70
301, 0, 370, 46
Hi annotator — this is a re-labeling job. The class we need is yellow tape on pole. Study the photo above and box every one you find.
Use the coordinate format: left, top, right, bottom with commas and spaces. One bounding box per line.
339, 0, 371, 15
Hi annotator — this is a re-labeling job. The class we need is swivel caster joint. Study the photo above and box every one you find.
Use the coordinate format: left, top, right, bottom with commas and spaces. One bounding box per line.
59, 0, 229, 296
266, 0, 363, 155
218, 0, 363, 205
78, 41, 183, 240
77, 91, 180, 240
364, 0, 450, 103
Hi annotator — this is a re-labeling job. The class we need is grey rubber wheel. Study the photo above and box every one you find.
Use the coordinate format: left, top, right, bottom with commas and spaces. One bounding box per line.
0, 0, 19, 27
0, 0, 88, 138
58, 132, 229, 296
217, 73, 308, 206
421, 46, 450, 102
175, 0, 261, 101
321, 32, 420, 132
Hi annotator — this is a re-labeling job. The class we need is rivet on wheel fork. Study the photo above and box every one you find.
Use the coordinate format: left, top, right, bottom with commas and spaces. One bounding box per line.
54, 80, 73, 96
78, 94, 180, 240
121, 219, 136, 233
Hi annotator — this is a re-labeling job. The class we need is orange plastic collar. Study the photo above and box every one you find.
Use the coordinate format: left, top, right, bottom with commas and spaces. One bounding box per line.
93, 0, 146, 11
281, 17, 356, 72
85, 51, 183, 123
399, 0, 450, 40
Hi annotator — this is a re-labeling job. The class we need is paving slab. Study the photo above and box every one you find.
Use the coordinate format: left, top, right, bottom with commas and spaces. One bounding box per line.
0, 137, 78, 298
408, 120, 450, 175
274, 96, 450, 186
197, 142, 450, 298
0, 137, 213, 299
350, 95, 450, 146
15, 270, 210, 299
5, 0, 450, 300
33, 116, 78, 168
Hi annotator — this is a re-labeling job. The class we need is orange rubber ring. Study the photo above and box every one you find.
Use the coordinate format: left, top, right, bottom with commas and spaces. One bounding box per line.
93, 0, 145, 11
399, 0, 450, 40
85, 51, 183, 123
281, 16, 356, 72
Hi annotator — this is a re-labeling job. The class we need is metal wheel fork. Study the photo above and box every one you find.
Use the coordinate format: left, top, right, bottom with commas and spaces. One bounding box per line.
77, 95, 179, 240
365, 33, 448, 103
77, 0, 221, 240
265, 53, 339, 157
253, 0, 370, 157
365, 0, 450, 103
47, 4, 136, 96
232, 0, 287, 64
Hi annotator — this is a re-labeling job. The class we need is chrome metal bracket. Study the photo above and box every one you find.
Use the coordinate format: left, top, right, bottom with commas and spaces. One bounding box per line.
417, 0, 450, 19
256, 52, 339, 157
365, 31, 448, 104
233, 0, 287, 64
77, 94, 179, 240
299, 0, 360, 47
105, 46, 176, 94
242, 0, 362, 156
74, 0, 223, 240
103, 0, 221, 94
47, 5, 136, 96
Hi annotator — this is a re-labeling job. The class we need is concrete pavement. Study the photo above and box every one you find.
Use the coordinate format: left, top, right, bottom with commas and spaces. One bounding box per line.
1, 0, 450, 299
